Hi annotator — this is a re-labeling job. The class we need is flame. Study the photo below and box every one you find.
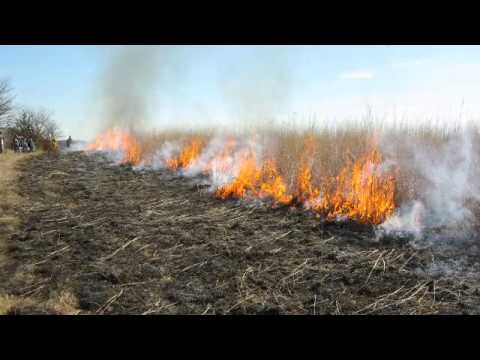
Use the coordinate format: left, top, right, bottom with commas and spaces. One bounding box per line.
215, 148, 292, 205
87, 128, 395, 225
258, 159, 293, 205
300, 146, 396, 224
86, 128, 141, 165
167, 134, 395, 223
334, 147, 396, 224
216, 148, 260, 199
295, 134, 320, 203
165, 137, 205, 170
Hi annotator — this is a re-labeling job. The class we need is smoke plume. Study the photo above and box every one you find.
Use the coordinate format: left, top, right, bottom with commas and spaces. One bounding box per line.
98, 45, 190, 134
378, 127, 480, 242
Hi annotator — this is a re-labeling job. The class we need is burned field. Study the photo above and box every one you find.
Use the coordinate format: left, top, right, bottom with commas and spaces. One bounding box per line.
1, 151, 480, 314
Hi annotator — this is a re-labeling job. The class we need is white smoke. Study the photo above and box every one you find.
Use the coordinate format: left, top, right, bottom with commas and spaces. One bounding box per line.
378, 200, 425, 239
137, 141, 181, 171
379, 128, 480, 241
182, 135, 264, 190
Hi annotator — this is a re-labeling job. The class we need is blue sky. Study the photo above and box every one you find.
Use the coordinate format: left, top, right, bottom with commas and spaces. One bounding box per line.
1, 45, 480, 140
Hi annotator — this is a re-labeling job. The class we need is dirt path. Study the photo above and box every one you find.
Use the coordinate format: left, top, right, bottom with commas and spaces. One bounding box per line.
0, 151, 479, 314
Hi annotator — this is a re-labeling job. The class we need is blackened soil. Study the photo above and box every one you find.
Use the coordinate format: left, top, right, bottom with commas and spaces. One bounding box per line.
1, 151, 480, 314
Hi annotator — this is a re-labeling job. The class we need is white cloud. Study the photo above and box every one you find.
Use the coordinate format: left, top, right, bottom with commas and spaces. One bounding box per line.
340, 71, 374, 80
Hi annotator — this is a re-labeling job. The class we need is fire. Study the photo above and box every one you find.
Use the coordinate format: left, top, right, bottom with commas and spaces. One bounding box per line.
86, 128, 141, 165
295, 134, 320, 203
165, 137, 205, 170
198, 138, 238, 175
258, 159, 293, 205
299, 146, 396, 224
215, 148, 260, 200
214, 136, 395, 224
87, 128, 396, 225
215, 148, 292, 205
337, 147, 396, 223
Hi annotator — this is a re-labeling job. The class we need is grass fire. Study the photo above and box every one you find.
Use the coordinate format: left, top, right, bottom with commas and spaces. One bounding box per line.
2, 45, 480, 315
87, 128, 396, 225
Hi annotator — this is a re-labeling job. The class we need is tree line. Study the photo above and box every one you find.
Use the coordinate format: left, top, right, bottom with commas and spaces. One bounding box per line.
0, 78, 60, 150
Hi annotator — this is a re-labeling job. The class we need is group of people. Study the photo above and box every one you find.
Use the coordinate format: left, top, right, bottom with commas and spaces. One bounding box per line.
13, 135, 36, 153
0, 132, 73, 155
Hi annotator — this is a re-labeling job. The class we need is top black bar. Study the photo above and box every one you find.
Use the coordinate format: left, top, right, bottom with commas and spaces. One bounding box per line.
1, 9, 479, 44
3, 29, 480, 45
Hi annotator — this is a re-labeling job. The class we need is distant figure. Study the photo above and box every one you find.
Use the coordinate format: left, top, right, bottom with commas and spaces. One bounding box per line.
21, 137, 27, 152
66, 136, 72, 148
23, 137, 29, 152
28, 138, 35, 152
0, 131, 4, 154
18, 136, 24, 153
13, 136, 19, 152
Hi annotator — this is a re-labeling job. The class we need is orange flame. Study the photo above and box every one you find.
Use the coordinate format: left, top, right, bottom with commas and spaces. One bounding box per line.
165, 137, 205, 170
215, 148, 260, 200
330, 147, 396, 224
258, 159, 293, 205
86, 128, 141, 165
295, 134, 320, 203
297, 145, 396, 224
87, 129, 395, 225
215, 149, 292, 205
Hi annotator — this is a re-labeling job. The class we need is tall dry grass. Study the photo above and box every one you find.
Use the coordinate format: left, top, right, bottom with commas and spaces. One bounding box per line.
128, 117, 474, 212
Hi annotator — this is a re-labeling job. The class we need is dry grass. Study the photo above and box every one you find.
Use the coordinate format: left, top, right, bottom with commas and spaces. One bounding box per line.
45, 290, 81, 315
0, 294, 37, 315
129, 119, 463, 212
0, 150, 40, 314
0, 150, 37, 240
0, 291, 81, 315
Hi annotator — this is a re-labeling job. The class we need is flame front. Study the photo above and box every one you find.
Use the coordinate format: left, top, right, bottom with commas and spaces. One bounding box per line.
86, 128, 141, 165
87, 129, 396, 225
215, 148, 292, 205
297, 144, 396, 224
165, 137, 205, 170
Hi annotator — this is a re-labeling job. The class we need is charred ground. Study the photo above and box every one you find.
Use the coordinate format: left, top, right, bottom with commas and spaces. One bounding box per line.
1, 151, 479, 314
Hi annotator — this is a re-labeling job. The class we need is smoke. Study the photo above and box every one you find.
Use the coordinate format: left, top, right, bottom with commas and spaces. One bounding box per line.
219, 46, 294, 130
91, 45, 301, 138
378, 128, 480, 242
137, 141, 181, 171
182, 136, 264, 189
98, 45, 193, 134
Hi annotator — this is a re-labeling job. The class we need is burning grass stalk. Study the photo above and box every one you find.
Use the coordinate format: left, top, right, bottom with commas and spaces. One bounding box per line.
84, 120, 480, 237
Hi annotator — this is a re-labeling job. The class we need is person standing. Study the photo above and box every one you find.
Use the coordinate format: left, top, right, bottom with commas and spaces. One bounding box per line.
0, 131, 4, 154
18, 136, 23, 152
28, 138, 35, 152
66, 136, 72, 148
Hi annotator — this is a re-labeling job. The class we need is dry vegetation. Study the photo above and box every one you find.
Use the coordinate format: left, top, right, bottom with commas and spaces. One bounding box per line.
0, 150, 81, 314
2, 119, 480, 314
0, 150, 477, 314
0, 151, 36, 313
100, 120, 469, 224
0, 151, 35, 234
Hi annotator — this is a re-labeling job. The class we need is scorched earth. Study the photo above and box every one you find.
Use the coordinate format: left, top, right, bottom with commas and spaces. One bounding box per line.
1, 150, 480, 314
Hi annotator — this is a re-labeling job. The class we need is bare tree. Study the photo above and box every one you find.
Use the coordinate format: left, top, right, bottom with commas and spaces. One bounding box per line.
11, 108, 61, 148
0, 79, 14, 127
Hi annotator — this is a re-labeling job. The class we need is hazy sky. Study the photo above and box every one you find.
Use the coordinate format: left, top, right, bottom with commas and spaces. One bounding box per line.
1, 45, 480, 140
